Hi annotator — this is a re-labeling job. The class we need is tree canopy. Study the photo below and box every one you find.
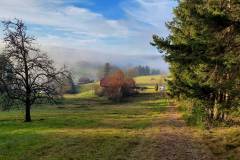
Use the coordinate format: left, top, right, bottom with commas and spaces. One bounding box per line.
152, 0, 240, 121
0, 19, 67, 122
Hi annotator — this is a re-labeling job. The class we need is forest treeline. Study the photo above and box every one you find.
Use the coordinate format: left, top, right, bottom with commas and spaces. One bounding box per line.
70, 61, 161, 82
97, 63, 161, 79
60, 61, 162, 95
152, 0, 240, 123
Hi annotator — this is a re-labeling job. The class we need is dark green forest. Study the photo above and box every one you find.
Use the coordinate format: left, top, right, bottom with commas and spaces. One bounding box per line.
153, 0, 240, 123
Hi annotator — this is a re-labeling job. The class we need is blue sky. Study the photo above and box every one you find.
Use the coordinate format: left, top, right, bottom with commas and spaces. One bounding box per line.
76, 0, 126, 19
0, 0, 177, 72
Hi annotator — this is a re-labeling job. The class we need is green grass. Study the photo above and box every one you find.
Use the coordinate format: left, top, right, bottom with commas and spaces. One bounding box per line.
134, 75, 166, 93
176, 100, 205, 128
203, 127, 240, 160
64, 82, 99, 99
1, 74, 240, 159
134, 75, 165, 86
176, 100, 240, 159
78, 82, 98, 93
0, 93, 168, 160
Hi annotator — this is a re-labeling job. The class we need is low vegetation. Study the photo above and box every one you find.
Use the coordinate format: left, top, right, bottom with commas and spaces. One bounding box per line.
1, 71, 240, 159
0, 90, 168, 160
203, 127, 240, 159
176, 100, 240, 159
100, 70, 137, 101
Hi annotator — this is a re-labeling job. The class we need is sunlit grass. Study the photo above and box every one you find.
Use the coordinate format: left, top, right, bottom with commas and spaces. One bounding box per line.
64, 90, 96, 99
0, 92, 168, 160
203, 127, 240, 159
134, 75, 165, 86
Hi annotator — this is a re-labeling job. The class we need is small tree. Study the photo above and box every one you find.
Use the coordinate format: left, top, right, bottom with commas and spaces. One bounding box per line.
104, 62, 111, 77
97, 62, 119, 79
65, 73, 78, 94
0, 19, 66, 122
100, 70, 136, 101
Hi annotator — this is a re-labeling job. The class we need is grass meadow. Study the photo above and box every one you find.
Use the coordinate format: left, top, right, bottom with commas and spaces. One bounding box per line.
1, 75, 240, 159
0, 76, 169, 160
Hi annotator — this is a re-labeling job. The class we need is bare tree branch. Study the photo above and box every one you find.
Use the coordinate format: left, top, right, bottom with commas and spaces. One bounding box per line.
0, 19, 68, 122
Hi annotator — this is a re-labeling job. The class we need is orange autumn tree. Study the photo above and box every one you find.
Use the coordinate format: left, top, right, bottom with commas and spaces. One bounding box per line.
100, 70, 136, 101
122, 78, 136, 96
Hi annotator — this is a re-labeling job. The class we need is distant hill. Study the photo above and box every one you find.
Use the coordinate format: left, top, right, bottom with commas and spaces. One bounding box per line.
134, 75, 165, 86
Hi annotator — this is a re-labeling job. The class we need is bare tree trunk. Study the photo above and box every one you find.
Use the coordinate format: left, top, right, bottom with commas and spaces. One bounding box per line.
221, 112, 225, 121
25, 97, 31, 122
228, 0, 231, 9
209, 107, 214, 121
2, 19, 67, 122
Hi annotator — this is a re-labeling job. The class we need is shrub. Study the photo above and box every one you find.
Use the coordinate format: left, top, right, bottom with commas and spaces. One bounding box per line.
99, 70, 136, 101
178, 99, 205, 128
94, 85, 105, 97
122, 78, 137, 96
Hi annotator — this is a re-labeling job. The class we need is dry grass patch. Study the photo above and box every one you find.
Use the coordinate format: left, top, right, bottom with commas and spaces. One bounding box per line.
203, 127, 240, 160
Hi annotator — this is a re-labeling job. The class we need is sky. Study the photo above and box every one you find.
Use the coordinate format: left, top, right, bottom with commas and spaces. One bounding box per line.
0, 0, 177, 72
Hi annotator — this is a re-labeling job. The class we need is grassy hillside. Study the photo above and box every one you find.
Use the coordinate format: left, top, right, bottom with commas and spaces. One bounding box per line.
64, 82, 99, 99
0, 74, 240, 159
134, 75, 165, 86
134, 75, 165, 93
0, 93, 168, 160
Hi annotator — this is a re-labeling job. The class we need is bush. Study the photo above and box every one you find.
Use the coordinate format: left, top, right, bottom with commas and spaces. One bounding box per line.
94, 85, 105, 97
178, 99, 205, 128
99, 70, 136, 101
122, 78, 137, 96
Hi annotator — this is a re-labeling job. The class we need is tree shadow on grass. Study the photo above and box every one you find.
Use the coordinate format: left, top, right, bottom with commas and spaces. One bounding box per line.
0, 125, 217, 160
17, 132, 142, 160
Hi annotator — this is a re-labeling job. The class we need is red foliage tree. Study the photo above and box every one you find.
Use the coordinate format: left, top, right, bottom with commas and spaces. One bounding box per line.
100, 70, 136, 101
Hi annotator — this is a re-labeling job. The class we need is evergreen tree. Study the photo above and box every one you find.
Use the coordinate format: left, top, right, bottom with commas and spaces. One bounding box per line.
145, 66, 150, 75
152, 0, 240, 121
104, 62, 111, 77
67, 73, 78, 94
97, 62, 119, 79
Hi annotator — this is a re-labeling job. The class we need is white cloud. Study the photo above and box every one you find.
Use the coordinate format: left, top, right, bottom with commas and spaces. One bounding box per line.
122, 0, 177, 32
0, 0, 177, 72
0, 0, 129, 38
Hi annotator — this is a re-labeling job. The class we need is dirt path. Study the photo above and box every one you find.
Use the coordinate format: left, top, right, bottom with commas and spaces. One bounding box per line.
132, 105, 216, 160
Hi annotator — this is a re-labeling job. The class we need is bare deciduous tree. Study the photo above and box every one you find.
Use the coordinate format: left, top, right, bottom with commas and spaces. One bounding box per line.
0, 19, 67, 122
